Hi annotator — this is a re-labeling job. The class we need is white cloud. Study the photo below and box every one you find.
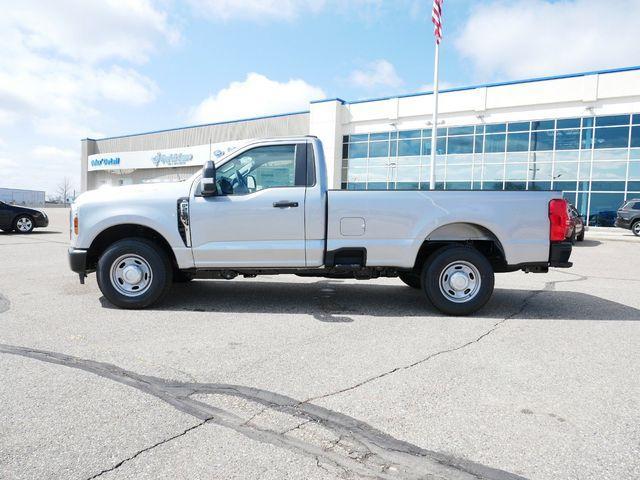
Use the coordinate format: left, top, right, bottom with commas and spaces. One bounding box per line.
0, 0, 178, 194
190, 0, 384, 21
348, 60, 403, 89
456, 0, 640, 79
191, 73, 325, 124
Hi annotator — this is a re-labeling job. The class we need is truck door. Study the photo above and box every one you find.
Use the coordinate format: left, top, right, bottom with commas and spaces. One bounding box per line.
189, 143, 308, 268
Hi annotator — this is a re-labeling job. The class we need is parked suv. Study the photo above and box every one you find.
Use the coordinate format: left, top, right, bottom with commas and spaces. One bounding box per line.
615, 199, 640, 236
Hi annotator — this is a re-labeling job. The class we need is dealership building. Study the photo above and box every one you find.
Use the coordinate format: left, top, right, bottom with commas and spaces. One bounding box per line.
82, 65, 640, 226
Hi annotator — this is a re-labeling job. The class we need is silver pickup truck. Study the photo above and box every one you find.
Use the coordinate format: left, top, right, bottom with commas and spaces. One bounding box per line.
69, 136, 573, 315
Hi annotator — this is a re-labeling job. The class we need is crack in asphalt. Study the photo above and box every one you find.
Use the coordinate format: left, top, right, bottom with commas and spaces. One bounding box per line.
86, 418, 212, 479
0, 344, 526, 480
303, 270, 589, 405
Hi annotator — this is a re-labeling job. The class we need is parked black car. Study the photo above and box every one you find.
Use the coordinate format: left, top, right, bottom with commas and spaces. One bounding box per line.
615, 199, 640, 236
568, 204, 585, 242
0, 201, 49, 233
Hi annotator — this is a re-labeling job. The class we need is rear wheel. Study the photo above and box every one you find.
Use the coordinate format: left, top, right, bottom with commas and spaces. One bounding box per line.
632, 221, 640, 237
13, 215, 34, 234
576, 231, 585, 241
97, 238, 173, 309
421, 245, 494, 316
399, 272, 421, 289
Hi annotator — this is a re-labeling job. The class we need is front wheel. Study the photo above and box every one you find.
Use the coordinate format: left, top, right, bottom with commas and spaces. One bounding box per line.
421, 245, 494, 316
632, 221, 640, 237
97, 238, 173, 309
576, 231, 585, 241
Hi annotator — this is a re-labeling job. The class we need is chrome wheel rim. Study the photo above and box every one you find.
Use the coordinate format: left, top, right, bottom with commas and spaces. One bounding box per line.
439, 261, 481, 303
16, 217, 33, 232
110, 254, 153, 297
633, 223, 640, 235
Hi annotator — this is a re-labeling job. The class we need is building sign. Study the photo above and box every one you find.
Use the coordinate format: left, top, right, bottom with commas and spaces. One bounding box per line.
87, 140, 245, 171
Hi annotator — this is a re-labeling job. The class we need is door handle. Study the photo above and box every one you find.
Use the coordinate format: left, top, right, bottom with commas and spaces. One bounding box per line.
273, 201, 299, 208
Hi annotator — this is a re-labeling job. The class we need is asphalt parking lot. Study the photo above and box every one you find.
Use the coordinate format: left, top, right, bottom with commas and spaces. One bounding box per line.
0, 208, 639, 480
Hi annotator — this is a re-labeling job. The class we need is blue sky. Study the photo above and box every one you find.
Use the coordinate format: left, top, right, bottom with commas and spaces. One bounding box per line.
1, 0, 639, 195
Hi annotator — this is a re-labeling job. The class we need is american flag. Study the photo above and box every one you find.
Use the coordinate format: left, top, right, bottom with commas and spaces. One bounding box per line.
432, 0, 443, 44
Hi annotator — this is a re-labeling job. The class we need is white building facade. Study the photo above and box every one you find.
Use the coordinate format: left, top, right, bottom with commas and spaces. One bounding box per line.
82, 66, 640, 226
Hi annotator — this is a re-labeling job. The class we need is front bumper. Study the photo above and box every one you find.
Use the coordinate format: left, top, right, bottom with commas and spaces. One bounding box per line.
34, 214, 48, 228
68, 248, 88, 274
549, 241, 573, 268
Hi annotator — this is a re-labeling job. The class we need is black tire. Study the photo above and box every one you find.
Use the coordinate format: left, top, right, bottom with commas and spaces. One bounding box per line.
421, 245, 494, 316
399, 272, 421, 289
173, 270, 195, 283
13, 215, 34, 234
632, 220, 640, 237
97, 238, 173, 309
576, 231, 585, 242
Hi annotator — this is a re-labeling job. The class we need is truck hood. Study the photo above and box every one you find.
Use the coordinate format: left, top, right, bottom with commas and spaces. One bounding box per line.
74, 181, 192, 207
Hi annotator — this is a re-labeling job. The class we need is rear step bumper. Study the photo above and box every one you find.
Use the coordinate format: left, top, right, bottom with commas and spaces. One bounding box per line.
549, 241, 573, 268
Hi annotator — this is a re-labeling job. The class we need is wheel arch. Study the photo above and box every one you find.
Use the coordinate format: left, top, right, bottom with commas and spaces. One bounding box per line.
413, 222, 507, 272
86, 224, 178, 271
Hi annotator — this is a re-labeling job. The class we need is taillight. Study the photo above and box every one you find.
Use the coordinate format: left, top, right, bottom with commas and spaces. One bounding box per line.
549, 199, 569, 241
73, 214, 79, 235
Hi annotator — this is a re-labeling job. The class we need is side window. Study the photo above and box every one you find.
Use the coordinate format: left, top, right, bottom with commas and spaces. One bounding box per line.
216, 145, 298, 195
634, 202, 640, 210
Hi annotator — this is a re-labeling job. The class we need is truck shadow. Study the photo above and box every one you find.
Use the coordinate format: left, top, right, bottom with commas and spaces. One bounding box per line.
101, 279, 640, 322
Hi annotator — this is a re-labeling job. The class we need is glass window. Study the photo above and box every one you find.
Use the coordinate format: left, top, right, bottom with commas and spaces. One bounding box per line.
532, 120, 555, 130
421, 128, 432, 138
369, 141, 389, 157
593, 148, 627, 161
563, 191, 577, 204
506, 152, 528, 163
582, 117, 594, 128
627, 182, 640, 191
396, 165, 420, 182
342, 135, 349, 143
347, 158, 367, 168
555, 129, 580, 150
349, 134, 368, 142
595, 114, 630, 127
528, 162, 552, 181
217, 145, 297, 195
399, 130, 421, 139
557, 118, 581, 129
505, 163, 527, 180
446, 164, 472, 181
370, 132, 390, 141
633, 114, 640, 125
554, 181, 577, 191
594, 127, 630, 149
581, 128, 594, 149
485, 123, 506, 134
507, 132, 529, 152
591, 181, 625, 191
448, 126, 474, 135
474, 135, 483, 153
395, 182, 419, 190
396, 155, 420, 166
485, 134, 506, 153
346, 183, 366, 190
629, 162, 640, 179
591, 161, 627, 179
483, 182, 503, 190
553, 162, 578, 180
446, 154, 473, 165
505, 182, 526, 190
588, 193, 625, 226
483, 164, 504, 181
447, 135, 474, 154
555, 150, 580, 162
507, 122, 530, 132
446, 182, 472, 190
348, 143, 368, 158
342, 143, 348, 159
437, 137, 446, 155
367, 167, 388, 182
347, 167, 367, 183
531, 130, 555, 150
529, 181, 552, 190
483, 153, 504, 164
631, 126, 640, 148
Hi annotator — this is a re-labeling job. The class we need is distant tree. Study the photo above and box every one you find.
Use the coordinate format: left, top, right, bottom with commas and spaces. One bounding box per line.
56, 177, 74, 206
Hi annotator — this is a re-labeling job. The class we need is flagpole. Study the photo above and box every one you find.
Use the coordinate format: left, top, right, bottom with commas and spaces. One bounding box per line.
429, 41, 439, 190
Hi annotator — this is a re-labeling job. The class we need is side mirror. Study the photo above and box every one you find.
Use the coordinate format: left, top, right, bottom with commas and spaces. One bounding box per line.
246, 175, 256, 191
200, 161, 217, 197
